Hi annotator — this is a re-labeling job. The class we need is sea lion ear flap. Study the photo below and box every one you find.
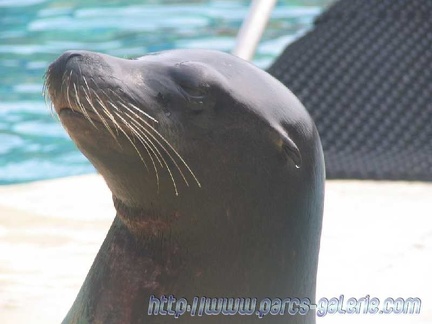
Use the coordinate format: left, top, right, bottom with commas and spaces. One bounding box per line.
272, 127, 302, 168
282, 134, 302, 168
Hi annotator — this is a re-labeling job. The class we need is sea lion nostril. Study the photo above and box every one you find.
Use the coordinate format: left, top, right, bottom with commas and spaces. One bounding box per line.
49, 51, 84, 73
58, 51, 83, 68
64, 52, 83, 62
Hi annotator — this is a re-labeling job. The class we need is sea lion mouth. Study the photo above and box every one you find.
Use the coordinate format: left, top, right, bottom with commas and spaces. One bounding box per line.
57, 105, 138, 131
58, 107, 87, 119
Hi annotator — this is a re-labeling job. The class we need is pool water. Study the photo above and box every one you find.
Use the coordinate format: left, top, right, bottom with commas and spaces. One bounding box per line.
0, 0, 333, 184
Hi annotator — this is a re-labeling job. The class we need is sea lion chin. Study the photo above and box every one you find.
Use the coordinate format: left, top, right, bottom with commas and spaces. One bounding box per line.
45, 49, 325, 323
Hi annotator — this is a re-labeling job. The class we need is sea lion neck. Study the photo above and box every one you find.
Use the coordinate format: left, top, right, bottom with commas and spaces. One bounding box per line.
113, 195, 181, 238
63, 216, 178, 323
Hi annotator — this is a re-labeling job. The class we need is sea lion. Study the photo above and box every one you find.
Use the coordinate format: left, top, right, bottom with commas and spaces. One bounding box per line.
45, 49, 325, 323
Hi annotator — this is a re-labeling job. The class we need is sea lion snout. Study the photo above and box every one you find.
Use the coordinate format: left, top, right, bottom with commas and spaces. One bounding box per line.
45, 50, 104, 115
44, 51, 82, 112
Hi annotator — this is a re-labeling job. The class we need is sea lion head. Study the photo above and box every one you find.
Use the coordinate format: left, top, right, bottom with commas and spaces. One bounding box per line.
45, 50, 319, 211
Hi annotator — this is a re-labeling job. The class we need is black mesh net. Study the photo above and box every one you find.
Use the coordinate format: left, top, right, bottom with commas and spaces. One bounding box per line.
268, 0, 432, 181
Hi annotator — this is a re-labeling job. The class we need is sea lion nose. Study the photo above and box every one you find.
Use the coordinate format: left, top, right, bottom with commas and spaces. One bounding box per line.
61, 50, 84, 63
45, 51, 89, 112
52, 51, 85, 71
46, 51, 83, 84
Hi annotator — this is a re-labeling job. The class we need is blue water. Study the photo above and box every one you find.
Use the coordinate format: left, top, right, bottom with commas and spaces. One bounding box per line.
0, 0, 333, 184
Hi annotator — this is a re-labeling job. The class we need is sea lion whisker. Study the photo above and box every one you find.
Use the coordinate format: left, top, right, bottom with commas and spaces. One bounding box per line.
106, 89, 158, 124
120, 102, 200, 188
114, 112, 162, 192
85, 87, 121, 140
129, 103, 158, 123
108, 111, 150, 172
66, 72, 73, 109
120, 112, 165, 168
102, 92, 195, 187
103, 89, 159, 128
104, 101, 145, 142
83, 88, 125, 144
73, 83, 97, 128
100, 101, 122, 136
100, 89, 162, 156
113, 110, 179, 195
42, 82, 48, 103
126, 112, 192, 189
81, 85, 120, 143
42, 77, 58, 121
146, 122, 201, 188
90, 87, 112, 114
60, 68, 69, 94
82, 75, 93, 96
80, 86, 100, 131
112, 111, 160, 187
116, 101, 158, 128
106, 100, 166, 169
126, 117, 182, 194
82, 77, 112, 130
42, 74, 48, 100
50, 102, 60, 122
